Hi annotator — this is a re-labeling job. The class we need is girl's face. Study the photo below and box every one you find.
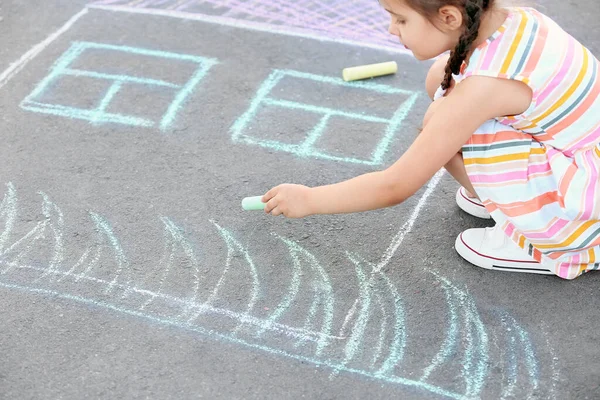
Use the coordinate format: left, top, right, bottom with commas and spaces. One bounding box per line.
381, 0, 460, 60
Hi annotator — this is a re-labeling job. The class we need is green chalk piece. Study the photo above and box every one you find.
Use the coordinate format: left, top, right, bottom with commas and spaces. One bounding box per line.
242, 196, 266, 211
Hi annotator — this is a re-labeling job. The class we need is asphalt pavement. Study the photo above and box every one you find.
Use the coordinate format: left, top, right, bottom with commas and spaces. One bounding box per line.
0, 1, 599, 399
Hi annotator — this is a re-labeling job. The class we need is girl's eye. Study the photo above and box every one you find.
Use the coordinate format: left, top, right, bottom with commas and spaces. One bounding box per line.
396, 18, 406, 24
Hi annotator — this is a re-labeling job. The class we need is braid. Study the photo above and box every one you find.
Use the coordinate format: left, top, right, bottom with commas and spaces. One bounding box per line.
440, 0, 488, 90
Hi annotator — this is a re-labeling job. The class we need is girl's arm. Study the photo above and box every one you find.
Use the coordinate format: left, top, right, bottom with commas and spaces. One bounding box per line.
263, 76, 531, 218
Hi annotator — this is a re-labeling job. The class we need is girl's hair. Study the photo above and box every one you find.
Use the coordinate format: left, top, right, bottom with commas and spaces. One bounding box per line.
403, 0, 496, 90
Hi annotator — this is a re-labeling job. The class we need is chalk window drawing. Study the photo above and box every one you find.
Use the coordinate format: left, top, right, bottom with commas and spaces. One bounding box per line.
231, 69, 419, 166
20, 41, 218, 130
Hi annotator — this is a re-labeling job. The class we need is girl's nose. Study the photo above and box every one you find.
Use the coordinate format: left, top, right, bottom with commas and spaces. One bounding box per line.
388, 21, 398, 36
388, 18, 401, 38
388, 24, 402, 45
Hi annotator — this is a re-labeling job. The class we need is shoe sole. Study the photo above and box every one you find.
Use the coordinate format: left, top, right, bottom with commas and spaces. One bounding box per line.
456, 188, 492, 220
455, 233, 554, 275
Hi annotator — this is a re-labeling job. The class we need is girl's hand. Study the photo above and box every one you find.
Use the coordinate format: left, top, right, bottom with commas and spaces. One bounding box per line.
262, 184, 314, 218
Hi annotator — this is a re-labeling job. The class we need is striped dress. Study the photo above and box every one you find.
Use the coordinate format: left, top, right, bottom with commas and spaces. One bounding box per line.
456, 7, 600, 279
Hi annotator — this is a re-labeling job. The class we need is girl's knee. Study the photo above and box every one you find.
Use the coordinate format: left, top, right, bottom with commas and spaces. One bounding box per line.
426, 54, 450, 99
423, 98, 444, 127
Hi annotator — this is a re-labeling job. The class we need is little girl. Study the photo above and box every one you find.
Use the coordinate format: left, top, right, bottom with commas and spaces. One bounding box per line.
261, 0, 600, 280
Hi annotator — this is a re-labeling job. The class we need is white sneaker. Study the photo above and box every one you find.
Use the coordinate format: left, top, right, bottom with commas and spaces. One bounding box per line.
455, 225, 554, 275
456, 187, 491, 219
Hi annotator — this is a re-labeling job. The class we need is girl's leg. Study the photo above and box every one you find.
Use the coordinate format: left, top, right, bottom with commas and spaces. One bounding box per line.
425, 54, 450, 99
426, 60, 552, 275
452, 120, 553, 275
445, 153, 478, 197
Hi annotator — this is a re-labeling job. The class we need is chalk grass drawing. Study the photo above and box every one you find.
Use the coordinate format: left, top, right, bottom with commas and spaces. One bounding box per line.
0, 181, 559, 399
20, 41, 218, 130
89, 0, 410, 55
231, 69, 419, 166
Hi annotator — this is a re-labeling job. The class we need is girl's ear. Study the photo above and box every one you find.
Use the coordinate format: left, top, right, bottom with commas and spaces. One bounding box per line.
437, 5, 463, 31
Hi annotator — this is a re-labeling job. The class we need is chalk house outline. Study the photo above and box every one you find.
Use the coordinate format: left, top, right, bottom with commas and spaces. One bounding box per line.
20, 41, 218, 130
231, 69, 419, 166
